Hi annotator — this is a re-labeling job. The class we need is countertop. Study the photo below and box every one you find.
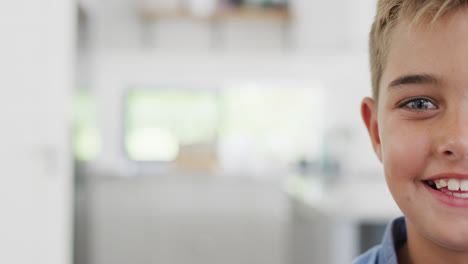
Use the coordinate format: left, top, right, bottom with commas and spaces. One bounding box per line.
285, 174, 402, 223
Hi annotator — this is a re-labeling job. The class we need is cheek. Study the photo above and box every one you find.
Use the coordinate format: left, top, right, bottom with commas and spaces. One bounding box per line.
381, 127, 431, 211
381, 124, 431, 183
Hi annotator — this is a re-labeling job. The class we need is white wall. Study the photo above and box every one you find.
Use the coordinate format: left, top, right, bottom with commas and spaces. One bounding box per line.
0, 1, 74, 264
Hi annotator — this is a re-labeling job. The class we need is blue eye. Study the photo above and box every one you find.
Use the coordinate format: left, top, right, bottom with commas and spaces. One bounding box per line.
400, 98, 437, 110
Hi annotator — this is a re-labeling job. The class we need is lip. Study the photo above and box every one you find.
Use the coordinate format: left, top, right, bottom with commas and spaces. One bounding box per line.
423, 182, 468, 208
424, 173, 468, 181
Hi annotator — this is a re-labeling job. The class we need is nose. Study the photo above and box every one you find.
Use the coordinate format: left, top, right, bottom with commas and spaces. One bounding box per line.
434, 113, 468, 160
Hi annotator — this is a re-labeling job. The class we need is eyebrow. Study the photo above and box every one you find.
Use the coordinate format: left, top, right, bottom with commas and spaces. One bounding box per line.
388, 74, 440, 89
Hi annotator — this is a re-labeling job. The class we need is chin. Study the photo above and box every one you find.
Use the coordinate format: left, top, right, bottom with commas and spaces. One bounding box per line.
428, 228, 468, 251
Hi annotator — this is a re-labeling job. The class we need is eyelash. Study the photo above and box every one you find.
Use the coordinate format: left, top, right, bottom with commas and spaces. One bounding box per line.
397, 97, 437, 111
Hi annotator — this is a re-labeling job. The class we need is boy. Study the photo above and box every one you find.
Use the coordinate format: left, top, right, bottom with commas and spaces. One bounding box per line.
355, 0, 468, 263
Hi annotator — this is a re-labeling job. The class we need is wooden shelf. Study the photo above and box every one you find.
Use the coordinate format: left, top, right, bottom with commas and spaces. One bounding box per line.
140, 7, 292, 23
215, 7, 291, 21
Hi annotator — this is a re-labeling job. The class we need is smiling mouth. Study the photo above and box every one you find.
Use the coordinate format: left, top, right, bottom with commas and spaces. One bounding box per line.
425, 179, 468, 198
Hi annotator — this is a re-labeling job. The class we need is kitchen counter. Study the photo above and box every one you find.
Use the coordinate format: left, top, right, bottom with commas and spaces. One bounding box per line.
285, 174, 402, 223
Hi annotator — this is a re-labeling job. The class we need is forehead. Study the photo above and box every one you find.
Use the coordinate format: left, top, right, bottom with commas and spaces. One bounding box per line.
379, 8, 468, 101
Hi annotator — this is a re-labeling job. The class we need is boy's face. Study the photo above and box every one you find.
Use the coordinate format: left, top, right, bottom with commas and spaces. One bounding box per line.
362, 9, 468, 250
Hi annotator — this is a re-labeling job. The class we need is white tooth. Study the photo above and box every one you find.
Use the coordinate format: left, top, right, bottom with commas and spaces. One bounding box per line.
446, 191, 453, 195
440, 179, 448, 188
435, 181, 441, 189
448, 179, 460, 191
461, 180, 468, 191
453, 193, 462, 197
461, 193, 468, 198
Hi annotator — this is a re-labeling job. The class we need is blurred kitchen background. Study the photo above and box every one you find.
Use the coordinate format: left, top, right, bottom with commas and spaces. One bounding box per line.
1, 0, 402, 264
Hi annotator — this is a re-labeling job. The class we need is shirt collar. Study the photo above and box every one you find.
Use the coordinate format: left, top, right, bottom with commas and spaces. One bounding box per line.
378, 216, 407, 264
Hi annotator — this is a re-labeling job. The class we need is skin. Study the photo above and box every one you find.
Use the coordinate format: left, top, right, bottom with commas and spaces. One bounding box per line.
362, 8, 468, 264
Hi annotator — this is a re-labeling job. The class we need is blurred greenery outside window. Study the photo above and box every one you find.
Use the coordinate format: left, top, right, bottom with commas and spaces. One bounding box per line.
72, 89, 101, 161
124, 85, 323, 165
125, 90, 218, 161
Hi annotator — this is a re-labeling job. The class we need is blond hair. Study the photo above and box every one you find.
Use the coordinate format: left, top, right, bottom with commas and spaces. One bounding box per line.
369, 0, 468, 101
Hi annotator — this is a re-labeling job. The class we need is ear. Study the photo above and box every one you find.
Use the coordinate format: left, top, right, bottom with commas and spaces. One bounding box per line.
361, 97, 382, 162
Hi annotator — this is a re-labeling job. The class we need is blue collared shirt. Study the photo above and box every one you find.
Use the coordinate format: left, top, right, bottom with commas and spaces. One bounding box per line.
353, 217, 407, 264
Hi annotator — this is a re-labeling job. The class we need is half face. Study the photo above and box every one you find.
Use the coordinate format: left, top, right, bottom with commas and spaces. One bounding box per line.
363, 9, 468, 250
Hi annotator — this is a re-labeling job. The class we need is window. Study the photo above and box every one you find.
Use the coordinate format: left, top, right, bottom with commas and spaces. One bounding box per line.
124, 89, 218, 161
124, 83, 324, 173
